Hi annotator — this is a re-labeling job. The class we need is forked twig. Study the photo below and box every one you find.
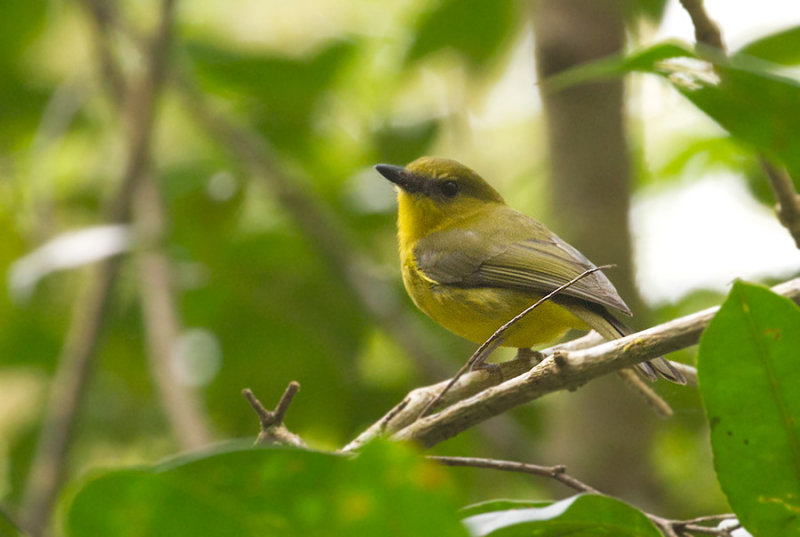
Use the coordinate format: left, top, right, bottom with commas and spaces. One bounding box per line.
242, 382, 307, 448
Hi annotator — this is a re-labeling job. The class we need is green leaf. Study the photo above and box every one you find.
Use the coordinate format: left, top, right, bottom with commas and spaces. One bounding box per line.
626, 0, 669, 23
735, 26, 800, 66
406, 0, 520, 72
63, 442, 467, 537
0, 508, 24, 537
698, 281, 800, 537
658, 135, 746, 177
373, 119, 439, 165
461, 494, 661, 536
548, 41, 800, 180
186, 40, 355, 152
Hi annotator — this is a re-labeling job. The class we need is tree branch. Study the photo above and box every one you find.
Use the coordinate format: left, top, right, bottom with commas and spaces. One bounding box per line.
678, 0, 725, 52
431, 455, 737, 537
82, 0, 214, 451
344, 278, 800, 450
417, 266, 613, 420
135, 176, 214, 448
762, 160, 800, 249
20, 1, 177, 533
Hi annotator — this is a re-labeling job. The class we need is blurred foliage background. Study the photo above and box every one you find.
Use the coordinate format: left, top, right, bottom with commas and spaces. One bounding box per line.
1, 0, 799, 535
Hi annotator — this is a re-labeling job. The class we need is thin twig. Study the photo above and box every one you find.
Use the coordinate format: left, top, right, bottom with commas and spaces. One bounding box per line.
417, 265, 612, 420
431, 455, 737, 537
430, 456, 602, 494
762, 160, 800, 249
20, 1, 178, 534
678, 0, 800, 249
242, 384, 307, 448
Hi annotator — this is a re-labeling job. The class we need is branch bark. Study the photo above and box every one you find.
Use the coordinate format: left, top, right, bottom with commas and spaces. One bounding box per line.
344, 278, 800, 450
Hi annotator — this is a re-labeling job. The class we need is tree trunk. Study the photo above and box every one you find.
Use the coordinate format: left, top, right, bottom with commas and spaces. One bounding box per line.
532, 0, 663, 507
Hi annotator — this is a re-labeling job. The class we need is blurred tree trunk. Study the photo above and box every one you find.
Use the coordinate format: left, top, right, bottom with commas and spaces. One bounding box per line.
532, 0, 664, 507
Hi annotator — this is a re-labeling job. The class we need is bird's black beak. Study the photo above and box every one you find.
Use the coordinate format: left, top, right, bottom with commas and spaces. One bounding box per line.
374, 164, 422, 193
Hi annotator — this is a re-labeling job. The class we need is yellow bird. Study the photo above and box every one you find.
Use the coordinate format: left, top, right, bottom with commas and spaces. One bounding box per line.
375, 156, 684, 383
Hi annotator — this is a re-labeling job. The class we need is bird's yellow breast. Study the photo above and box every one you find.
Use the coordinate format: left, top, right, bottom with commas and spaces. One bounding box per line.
400, 255, 588, 349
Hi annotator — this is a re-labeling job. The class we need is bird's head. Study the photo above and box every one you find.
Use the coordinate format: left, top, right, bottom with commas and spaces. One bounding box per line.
375, 157, 505, 241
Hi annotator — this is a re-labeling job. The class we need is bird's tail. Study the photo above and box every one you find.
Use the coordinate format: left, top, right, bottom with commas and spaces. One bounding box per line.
570, 303, 687, 385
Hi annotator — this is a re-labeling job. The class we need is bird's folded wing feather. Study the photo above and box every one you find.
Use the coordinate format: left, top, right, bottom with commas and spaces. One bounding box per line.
413, 209, 632, 316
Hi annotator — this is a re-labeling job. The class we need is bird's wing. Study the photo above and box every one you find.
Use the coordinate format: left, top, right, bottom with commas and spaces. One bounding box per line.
413, 208, 632, 315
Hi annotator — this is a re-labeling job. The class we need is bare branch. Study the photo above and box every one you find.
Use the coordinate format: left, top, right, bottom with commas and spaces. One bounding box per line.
342, 357, 535, 453
82, 0, 214, 452
386, 278, 800, 449
678, 0, 725, 52
430, 456, 601, 494
135, 177, 214, 448
242, 384, 307, 448
20, 1, 178, 533
762, 160, 800, 249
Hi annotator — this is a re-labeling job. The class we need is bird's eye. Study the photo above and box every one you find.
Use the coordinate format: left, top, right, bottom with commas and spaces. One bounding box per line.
440, 180, 459, 198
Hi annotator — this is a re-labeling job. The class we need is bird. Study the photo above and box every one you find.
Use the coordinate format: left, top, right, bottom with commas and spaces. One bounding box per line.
375, 156, 685, 384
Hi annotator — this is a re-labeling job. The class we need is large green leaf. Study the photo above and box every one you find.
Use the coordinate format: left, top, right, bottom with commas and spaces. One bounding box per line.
698, 281, 800, 537
406, 0, 520, 72
461, 494, 661, 536
548, 41, 800, 181
63, 442, 467, 537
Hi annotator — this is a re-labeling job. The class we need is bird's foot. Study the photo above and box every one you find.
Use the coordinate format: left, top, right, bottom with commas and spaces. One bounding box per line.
470, 360, 504, 382
515, 348, 545, 366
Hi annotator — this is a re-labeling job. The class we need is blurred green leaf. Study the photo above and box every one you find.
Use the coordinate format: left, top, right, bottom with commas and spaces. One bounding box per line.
461, 494, 661, 536
0, 508, 23, 537
373, 119, 439, 165
549, 41, 800, 181
406, 0, 520, 72
735, 26, 800, 66
186, 40, 355, 152
698, 281, 800, 537
657, 136, 754, 179
626, 0, 669, 22
0, 0, 46, 67
0, 0, 48, 150
161, 161, 382, 438
63, 441, 467, 537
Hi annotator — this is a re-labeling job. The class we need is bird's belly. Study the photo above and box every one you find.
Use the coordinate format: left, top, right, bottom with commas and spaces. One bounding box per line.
402, 264, 588, 348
